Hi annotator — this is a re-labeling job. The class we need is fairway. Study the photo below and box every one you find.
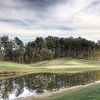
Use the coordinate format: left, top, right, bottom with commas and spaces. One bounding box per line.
31, 58, 100, 73
0, 61, 35, 71
0, 58, 100, 74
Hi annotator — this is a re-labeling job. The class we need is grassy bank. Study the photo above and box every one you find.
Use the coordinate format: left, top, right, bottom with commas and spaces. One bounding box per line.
0, 58, 100, 74
30, 58, 100, 73
16, 81, 100, 100
0, 61, 36, 79
52, 82, 100, 100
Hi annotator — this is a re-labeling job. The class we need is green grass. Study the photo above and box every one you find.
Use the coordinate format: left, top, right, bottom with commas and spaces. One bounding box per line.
0, 61, 35, 71
30, 58, 100, 73
52, 83, 100, 100
0, 58, 100, 73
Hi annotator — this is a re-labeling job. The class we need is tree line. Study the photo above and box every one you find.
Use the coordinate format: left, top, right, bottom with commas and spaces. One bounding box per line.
0, 35, 100, 63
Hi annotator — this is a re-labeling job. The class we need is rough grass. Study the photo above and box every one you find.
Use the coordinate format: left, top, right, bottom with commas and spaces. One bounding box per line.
52, 83, 100, 100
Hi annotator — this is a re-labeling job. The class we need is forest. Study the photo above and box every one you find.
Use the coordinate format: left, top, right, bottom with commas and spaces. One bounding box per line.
0, 36, 100, 64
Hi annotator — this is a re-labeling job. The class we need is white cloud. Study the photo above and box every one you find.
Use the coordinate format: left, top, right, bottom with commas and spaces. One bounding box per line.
0, 0, 100, 42
49, 0, 93, 21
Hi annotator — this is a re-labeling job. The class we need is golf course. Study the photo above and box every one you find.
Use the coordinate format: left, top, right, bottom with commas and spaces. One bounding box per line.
0, 58, 100, 77
0, 58, 100, 100
0, 0, 100, 99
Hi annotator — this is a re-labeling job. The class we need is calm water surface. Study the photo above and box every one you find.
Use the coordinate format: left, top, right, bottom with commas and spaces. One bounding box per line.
0, 70, 100, 100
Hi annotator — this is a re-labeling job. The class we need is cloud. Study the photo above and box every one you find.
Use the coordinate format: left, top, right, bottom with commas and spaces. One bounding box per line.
0, 0, 100, 42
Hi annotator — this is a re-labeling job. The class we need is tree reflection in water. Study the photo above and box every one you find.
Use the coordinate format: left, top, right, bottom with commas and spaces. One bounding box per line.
0, 71, 100, 100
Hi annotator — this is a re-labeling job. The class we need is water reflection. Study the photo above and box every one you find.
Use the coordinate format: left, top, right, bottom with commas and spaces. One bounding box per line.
0, 70, 100, 100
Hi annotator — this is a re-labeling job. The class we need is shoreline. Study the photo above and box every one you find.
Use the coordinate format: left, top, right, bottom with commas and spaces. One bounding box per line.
0, 71, 33, 80
16, 81, 100, 100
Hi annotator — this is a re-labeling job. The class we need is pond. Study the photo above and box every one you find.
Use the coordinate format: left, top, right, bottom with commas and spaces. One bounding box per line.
0, 70, 100, 100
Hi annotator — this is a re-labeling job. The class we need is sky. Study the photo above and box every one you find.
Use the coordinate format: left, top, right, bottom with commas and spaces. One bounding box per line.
0, 0, 100, 42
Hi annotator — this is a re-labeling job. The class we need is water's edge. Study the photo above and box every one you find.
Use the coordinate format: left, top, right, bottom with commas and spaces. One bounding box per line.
0, 71, 100, 100
16, 81, 100, 100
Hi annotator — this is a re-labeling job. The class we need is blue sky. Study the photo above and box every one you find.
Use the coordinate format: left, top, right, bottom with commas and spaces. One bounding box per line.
0, 0, 100, 42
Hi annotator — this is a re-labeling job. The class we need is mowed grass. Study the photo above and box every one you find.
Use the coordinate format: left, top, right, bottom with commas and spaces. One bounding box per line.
30, 58, 100, 73
52, 83, 100, 100
0, 58, 100, 73
0, 61, 35, 71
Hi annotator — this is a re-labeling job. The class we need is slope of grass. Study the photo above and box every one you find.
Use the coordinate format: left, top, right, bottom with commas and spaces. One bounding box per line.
52, 83, 100, 100
16, 82, 100, 100
0, 58, 100, 73
0, 61, 35, 71
30, 58, 100, 73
